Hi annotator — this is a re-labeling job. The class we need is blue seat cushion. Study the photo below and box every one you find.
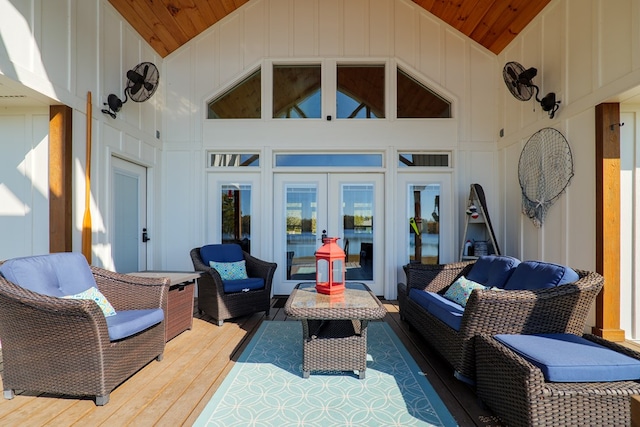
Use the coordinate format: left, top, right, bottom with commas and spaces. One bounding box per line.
200, 244, 244, 264
495, 333, 640, 383
105, 308, 164, 341
223, 277, 265, 293
466, 255, 520, 288
0, 252, 96, 297
409, 289, 464, 331
503, 261, 579, 290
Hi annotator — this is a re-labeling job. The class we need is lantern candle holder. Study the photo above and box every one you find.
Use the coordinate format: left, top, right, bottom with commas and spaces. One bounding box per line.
315, 236, 346, 295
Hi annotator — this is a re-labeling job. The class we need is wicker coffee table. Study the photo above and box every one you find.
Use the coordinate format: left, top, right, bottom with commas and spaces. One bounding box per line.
284, 282, 386, 379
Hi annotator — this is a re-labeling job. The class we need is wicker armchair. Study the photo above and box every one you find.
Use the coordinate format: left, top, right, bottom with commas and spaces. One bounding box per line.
0, 256, 168, 406
398, 260, 604, 382
190, 245, 276, 326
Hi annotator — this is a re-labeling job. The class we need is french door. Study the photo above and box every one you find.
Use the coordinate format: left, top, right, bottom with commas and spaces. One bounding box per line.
274, 173, 384, 295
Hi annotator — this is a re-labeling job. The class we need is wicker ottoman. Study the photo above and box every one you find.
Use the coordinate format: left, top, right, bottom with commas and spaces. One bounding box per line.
475, 334, 640, 427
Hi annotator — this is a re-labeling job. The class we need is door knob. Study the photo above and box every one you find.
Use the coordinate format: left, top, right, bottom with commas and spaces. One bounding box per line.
142, 228, 150, 242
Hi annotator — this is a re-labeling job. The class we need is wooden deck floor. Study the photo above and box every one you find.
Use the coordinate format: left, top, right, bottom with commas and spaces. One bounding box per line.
0, 299, 503, 426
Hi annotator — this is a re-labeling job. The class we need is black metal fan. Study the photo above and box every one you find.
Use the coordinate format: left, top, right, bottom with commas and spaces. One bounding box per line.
102, 62, 159, 118
503, 61, 534, 101
503, 61, 561, 118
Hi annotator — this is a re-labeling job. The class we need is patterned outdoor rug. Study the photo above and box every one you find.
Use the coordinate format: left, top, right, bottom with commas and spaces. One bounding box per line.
194, 321, 458, 426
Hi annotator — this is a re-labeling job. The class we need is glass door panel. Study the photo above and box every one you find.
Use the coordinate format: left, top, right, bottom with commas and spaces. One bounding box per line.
329, 174, 383, 293
408, 184, 440, 264
220, 184, 252, 252
285, 184, 319, 281
341, 183, 374, 281
396, 174, 453, 280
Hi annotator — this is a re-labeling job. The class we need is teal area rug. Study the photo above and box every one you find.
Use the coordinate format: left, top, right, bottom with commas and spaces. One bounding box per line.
194, 321, 458, 426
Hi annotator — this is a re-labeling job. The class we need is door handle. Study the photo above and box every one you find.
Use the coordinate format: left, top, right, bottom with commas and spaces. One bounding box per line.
142, 228, 150, 243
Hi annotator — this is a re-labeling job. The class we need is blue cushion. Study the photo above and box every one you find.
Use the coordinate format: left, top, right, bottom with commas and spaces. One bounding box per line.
0, 252, 96, 297
105, 308, 164, 341
223, 277, 264, 293
200, 244, 244, 264
503, 261, 579, 290
466, 255, 520, 288
495, 333, 640, 383
409, 289, 464, 331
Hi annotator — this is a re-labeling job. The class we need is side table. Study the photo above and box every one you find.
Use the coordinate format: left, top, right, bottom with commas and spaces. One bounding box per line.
129, 271, 200, 341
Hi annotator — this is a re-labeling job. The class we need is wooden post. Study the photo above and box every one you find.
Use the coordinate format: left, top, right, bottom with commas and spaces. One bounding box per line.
82, 92, 93, 263
592, 102, 625, 341
49, 105, 73, 253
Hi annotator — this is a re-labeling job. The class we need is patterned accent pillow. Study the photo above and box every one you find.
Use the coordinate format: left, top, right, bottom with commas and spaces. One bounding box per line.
63, 286, 117, 317
210, 260, 249, 280
443, 276, 487, 307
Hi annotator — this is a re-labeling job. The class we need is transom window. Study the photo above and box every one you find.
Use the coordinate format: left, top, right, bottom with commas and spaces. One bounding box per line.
206, 63, 451, 120
207, 70, 261, 119
337, 64, 385, 119
273, 65, 321, 119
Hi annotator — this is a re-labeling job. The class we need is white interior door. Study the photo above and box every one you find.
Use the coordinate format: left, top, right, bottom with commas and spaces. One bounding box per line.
274, 173, 383, 295
112, 157, 147, 273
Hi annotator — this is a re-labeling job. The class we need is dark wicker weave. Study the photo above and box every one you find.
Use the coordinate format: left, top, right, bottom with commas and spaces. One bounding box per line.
284, 282, 386, 379
476, 333, 640, 427
398, 261, 604, 382
190, 247, 276, 326
0, 265, 168, 406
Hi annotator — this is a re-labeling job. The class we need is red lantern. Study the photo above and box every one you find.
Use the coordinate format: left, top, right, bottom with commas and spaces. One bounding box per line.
315, 236, 346, 295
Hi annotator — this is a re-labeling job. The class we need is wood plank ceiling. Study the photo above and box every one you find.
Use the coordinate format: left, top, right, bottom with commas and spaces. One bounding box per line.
108, 0, 552, 58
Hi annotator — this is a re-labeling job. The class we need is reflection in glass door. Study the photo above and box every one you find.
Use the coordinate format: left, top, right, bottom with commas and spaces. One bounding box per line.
220, 184, 252, 253
408, 184, 440, 264
341, 184, 374, 281
284, 184, 319, 281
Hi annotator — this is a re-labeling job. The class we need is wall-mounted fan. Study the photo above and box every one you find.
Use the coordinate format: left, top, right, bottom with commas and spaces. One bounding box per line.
102, 62, 159, 118
502, 61, 560, 119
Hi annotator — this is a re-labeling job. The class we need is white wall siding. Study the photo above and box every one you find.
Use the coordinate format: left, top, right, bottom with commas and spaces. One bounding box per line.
0, 111, 50, 259
0, 0, 163, 269
162, 0, 500, 287
498, 0, 640, 337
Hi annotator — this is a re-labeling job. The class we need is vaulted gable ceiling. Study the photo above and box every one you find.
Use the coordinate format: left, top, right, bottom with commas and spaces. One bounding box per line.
108, 0, 551, 57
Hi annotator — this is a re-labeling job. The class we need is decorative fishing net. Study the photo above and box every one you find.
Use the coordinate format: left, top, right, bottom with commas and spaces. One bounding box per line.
518, 128, 574, 227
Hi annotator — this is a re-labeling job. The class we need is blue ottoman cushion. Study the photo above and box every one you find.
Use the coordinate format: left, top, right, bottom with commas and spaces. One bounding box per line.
494, 333, 640, 382
503, 261, 579, 290
466, 255, 520, 288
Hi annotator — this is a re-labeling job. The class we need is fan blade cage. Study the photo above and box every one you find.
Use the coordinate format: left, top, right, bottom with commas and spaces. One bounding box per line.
503, 61, 533, 101
125, 62, 159, 102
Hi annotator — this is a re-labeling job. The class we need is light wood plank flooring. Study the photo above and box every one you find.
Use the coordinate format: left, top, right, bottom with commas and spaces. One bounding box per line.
0, 299, 503, 426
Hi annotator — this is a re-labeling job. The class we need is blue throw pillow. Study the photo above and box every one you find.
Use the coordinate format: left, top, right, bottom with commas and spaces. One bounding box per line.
443, 276, 487, 307
503, 261, 579, 290
210, 260, 249, 280
466, 255, 520, 288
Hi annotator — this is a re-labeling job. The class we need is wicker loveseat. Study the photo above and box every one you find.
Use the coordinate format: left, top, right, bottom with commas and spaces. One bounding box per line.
397, 256, 604, 383
0, 253, 168, 405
